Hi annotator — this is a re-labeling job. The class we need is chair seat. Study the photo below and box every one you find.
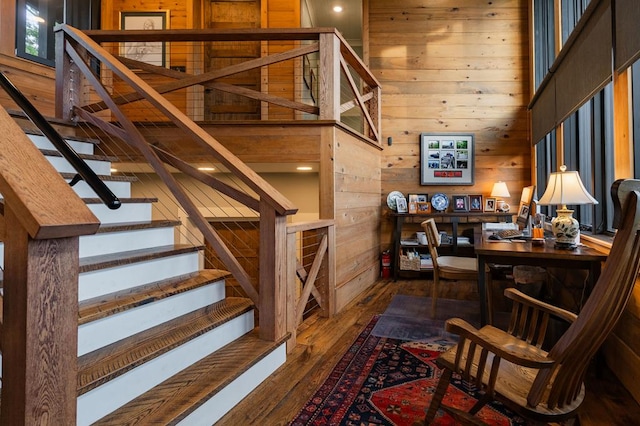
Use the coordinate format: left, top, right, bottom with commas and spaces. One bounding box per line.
437, 324, 585, 421
438, 256, 477, 273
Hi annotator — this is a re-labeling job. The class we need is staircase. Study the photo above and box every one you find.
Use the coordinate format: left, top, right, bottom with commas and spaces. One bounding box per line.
2, 127, 287, 424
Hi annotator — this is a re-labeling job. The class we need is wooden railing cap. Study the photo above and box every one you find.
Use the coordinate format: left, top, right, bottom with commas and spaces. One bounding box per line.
0, 108, 99, 239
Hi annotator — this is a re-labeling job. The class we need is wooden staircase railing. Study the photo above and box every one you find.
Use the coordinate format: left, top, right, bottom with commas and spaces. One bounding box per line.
62, 26, 382, 144
0, 106, 99, 424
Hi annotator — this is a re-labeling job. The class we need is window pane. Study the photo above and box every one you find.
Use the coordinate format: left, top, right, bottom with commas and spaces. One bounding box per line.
16, 0, 100, 66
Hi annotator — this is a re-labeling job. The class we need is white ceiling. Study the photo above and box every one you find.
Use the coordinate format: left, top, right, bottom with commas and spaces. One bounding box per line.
304, 0, 362, 46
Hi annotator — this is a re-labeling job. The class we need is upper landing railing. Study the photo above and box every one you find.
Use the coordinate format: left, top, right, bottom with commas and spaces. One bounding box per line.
68, 27, 382, 145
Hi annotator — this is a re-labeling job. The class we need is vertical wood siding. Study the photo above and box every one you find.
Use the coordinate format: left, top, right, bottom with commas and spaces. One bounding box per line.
369, 0, 531, 249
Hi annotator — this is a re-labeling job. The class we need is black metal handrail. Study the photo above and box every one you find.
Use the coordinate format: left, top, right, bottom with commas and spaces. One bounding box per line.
0, 71, 120, 210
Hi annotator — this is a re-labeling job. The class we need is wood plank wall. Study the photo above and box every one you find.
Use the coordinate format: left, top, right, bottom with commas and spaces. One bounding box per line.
368, 0, 531, 248
321, 127, 382, 312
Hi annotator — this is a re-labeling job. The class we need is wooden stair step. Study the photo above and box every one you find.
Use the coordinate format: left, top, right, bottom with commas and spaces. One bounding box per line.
39, 148, 117, 163
60, 171, 138, 183
91, 331, 287, 425
79, 244, 202, 273
82, 196, 158, 204
78, 269, 231, 325
77, 297, 254, 395
96, 219, 181, 234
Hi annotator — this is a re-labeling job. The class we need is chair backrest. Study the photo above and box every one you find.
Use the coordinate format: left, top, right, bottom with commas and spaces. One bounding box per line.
528, 181, 640, 409
421, 219, 441, 269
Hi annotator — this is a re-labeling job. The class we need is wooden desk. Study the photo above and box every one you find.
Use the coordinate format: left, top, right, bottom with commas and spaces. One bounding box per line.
475, 234, 608, 326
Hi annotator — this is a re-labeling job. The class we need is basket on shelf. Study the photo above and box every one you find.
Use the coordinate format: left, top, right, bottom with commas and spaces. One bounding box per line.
400, 254, 421, 271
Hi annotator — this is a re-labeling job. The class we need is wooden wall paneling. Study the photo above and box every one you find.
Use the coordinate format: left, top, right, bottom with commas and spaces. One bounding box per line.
263, 0, 300, 119
0, 56, 57, 115
0, 0, 16, 55
371, 0, 530, 252
205, 0, 261, 120
612, 69, 633, 179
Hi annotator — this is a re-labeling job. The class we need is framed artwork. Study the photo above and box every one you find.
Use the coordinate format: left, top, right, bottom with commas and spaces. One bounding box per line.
120, 11, 169, 67
396, 196, 408, 214
516, 185, 536, 227
420, 133, 474, 185
452, 195, 469, 212
408, 194, 419, 214
416, 202, 431, 214
469, 194, 483, 212
417, 194, 428, 203
484, 197, 496, 212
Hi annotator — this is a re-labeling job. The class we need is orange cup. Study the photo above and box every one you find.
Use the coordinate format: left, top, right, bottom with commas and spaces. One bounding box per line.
532, 227, 544, 239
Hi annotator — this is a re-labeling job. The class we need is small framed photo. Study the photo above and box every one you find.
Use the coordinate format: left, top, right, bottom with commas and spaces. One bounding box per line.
416, 202, 431, 214
518, 202, 530, 222
484, 197, 496, 212
452, 195, 469, 212
469, 194, 483, 212
407, 194, 419, 214
417, 194, 428, 203
120, 11, 170, 67
396, 196, 408, 214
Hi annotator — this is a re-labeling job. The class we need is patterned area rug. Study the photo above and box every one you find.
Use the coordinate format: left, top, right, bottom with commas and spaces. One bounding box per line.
289, 313, 525, 425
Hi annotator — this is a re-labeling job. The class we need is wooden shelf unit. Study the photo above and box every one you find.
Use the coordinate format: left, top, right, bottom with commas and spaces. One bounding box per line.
390, 211, 513, 279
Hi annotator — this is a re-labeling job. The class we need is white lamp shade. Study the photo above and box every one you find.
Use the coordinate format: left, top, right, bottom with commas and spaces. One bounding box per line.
490, 181, 510, 198
538, 168, 598, 206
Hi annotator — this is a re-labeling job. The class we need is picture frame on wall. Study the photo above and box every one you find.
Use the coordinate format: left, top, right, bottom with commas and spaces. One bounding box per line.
484, 197, 496, 212
120, 10, 169, 67
452, 195, 469, 212
469, 194, 483, 212
419, 133, 474, 185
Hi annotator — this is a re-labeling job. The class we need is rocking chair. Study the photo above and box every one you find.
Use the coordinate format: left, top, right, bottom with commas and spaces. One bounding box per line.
425, 179, 640, 424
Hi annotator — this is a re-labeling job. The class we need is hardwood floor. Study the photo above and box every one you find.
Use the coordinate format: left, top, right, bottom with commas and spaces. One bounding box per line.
217, 279, 640, 425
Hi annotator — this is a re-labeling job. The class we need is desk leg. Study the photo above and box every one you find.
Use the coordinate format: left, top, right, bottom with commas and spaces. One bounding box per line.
477, 255, 487, 326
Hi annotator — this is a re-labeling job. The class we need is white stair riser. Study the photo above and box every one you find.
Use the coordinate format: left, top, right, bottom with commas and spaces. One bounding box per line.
79, 252, 199, 301
46, 156, 112, 176
78, 281, 226, 356
87, 202, 152, 223
29, 134, 95, 155
76, 312, 255, 426
80, 227, 174, 258
177, 344, 286, 426
67, 179, 131, 199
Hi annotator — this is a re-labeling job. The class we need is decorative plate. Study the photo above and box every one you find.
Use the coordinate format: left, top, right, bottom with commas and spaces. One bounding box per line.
431, 193, 449, 211
386, 191, 405, 210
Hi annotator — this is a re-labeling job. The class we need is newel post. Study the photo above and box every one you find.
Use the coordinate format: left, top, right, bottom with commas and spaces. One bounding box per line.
1, 207, 79, 425
259, 200, 288, 342
318, 32, 341, 121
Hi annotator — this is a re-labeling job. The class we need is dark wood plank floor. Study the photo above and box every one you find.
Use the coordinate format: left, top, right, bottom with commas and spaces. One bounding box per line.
217, 279, 640, 425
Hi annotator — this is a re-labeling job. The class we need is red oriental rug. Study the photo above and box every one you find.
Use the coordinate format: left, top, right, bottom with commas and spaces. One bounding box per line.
289, 315, 525, 426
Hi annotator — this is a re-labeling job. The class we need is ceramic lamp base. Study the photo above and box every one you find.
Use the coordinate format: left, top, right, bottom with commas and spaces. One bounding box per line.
551, 208, 579, 249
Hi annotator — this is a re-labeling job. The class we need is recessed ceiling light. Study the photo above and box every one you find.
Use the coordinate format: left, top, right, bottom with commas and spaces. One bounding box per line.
110, 167, 118, 173
198, 167, 215, 171
297, 166, 313, 171
333, 5, 343, 13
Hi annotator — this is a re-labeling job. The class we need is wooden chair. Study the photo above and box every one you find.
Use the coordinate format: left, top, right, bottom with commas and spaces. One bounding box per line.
425, 179, 640, 424
421, 219, 478, 318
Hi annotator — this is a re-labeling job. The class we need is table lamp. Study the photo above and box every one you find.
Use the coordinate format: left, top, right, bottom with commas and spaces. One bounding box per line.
491, 181, 510, 212
538, 165, 598, 249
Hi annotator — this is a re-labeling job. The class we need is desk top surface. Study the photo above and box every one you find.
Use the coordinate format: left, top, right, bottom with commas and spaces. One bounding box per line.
475, 234, 608, 262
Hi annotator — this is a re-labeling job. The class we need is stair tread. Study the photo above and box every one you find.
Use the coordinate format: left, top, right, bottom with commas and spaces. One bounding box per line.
82, 196, 158, 204
91, 331, 286, 425
60, 171, 137, 182
78, 269, 231, 325
40, 148, 117, 162
78, 297, 254, 395
79, 244, 202, 272
96, 219, 181, 234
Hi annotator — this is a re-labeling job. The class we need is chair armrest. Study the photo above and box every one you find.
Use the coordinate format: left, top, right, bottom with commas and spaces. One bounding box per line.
445, 317, 555, 369
504, 288, 578, 324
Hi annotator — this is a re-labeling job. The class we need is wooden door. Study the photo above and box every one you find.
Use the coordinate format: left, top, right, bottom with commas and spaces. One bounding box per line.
204, 0, 261, 120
